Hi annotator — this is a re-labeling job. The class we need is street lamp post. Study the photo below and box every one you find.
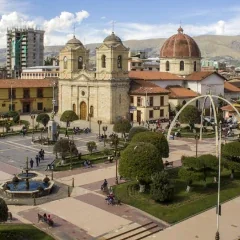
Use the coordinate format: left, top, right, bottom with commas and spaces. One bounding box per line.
97, 120, 102, 137
216, 121, 222, 240
195, 134, 199, 158
30, 114, 35, 141
102, 126, 108, 147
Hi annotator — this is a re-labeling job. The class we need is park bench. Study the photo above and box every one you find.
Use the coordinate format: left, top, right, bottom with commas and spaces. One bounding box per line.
164, 161, 173, 168
37, 213, 54, 227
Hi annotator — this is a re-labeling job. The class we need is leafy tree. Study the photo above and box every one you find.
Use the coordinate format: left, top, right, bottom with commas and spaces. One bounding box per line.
5, 111, 20, 123
175, 103, 183, 112
0, 198, 8, 222
179, 154, 218, 191
110, 134, 119, 151
53, 138, 78, 159
128, 126, 149, 141
60, 110, 79, 124
36, 113, 50, 127
131, 131, 169, 158
150, 171, 174, 202
119, 142, 164, 185
222, 142, 240, 179
86, 141, 97, 154
113, 118, 131, 137
179, 105, 201, 125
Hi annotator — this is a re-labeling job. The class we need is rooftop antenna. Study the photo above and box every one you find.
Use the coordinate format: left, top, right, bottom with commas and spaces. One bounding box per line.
111, 20, 116, 33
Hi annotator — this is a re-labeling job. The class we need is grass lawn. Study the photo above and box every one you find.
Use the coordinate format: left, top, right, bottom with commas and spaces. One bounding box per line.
0, 224, 54, 240
114, 169, 240, 224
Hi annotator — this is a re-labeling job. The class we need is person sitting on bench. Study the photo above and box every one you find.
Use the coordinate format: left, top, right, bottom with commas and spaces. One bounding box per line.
43, 213, 47, 222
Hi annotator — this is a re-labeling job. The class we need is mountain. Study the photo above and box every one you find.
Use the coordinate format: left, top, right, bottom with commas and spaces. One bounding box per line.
2, 35, 240, 66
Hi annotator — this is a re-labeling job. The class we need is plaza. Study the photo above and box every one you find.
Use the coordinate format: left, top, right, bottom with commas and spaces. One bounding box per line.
0, 114, 239, 240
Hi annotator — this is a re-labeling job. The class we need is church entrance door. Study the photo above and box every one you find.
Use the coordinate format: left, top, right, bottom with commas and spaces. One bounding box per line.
80, 101, 87, 120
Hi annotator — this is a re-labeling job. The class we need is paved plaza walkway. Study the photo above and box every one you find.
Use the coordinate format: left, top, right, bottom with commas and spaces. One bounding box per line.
0, 118, 240, 239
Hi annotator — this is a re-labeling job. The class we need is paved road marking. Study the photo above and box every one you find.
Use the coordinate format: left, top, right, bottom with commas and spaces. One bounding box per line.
5, 141, 52, 154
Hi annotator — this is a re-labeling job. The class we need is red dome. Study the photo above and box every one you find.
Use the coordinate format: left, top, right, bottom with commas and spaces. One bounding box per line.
160, 27, 201, 58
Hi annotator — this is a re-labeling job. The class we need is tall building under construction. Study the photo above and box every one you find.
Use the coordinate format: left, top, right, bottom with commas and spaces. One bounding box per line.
6, 28, 45, 78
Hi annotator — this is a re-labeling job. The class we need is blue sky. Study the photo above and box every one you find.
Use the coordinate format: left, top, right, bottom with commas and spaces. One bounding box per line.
0, 0, 240, 47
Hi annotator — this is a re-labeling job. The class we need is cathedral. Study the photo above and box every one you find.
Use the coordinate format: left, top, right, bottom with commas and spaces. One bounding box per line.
58, 32, 130, 124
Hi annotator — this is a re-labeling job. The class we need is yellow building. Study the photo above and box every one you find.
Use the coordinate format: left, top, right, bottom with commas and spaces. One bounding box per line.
129, 80, 169, 123
0, 79, 55, 113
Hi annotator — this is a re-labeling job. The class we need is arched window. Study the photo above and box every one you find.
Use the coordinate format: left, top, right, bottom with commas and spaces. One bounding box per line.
194, 61, 197, 71
180, 61, 184, 71
101, 55, 106, 68
72, 103, 76, 113
166, 61, 170, 71
63, 56, 68, 69
90, 105, 94, 117
117, 55, 122, 68
78, 56, 83, 69
182, 100, 186, 105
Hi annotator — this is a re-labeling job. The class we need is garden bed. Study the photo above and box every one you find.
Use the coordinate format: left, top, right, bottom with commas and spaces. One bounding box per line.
0, 224, 54, 240
113, 169, 240, 224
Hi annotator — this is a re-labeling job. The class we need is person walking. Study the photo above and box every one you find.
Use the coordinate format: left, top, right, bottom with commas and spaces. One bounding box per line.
35, 155, 39, 167
30, 158, 34, 168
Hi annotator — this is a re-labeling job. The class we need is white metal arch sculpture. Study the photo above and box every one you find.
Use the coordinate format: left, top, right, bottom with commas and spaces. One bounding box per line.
167, 94, 240, 157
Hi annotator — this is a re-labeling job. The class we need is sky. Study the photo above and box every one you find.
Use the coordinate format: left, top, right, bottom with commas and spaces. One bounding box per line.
1, 0, 240, 47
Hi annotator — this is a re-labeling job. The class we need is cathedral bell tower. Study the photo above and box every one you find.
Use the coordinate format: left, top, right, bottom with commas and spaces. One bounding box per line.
96, 32, 129, 80
59, 36, 90, 80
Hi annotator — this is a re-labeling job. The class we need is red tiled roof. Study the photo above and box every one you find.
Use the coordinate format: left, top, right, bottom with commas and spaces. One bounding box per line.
185, 71, 225, 81
130, 80, 169, 94
129, 71, 182, 80
0, 79, 55, 88
224, 81, 240, 92
221, 105, 235, 111
168, 87, 198, 99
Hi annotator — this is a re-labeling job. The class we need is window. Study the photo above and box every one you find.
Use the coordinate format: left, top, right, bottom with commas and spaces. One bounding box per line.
180, 61, 184, 71
72, 103, 76, 113
78, 56, 83, 69
63, 56, 68, 69
130, 96, 134, 104
166, 61, 170, 71
194, 61, 197, 71
160, 109, 164, 117
157, 68, 160, 71
101, 55, 106, 68
37, 88, 43, 98
137, 97, 141, 106
132, 63, 135, 66
90, 106, 94, 117
37, 102, 43, 110
160, 96, 164, 106
117, 55, 122, 68
2, 104, 5, 107
182, 100, 186, 105
8, 88, 16, 99
149, 97, 153, 107
149, 110, 153, 118
148, 67, 152, 71
196, 99, 199, 108
138, 63, 141, 66
23, 88, 30, 98
119, 94, 121, 104
9, 104, 15, 111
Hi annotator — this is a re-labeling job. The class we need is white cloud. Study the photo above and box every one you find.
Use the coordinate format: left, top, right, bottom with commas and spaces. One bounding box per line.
1, 9, 240, 48
43, 10, 89, 33
101, 16, 106, 19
